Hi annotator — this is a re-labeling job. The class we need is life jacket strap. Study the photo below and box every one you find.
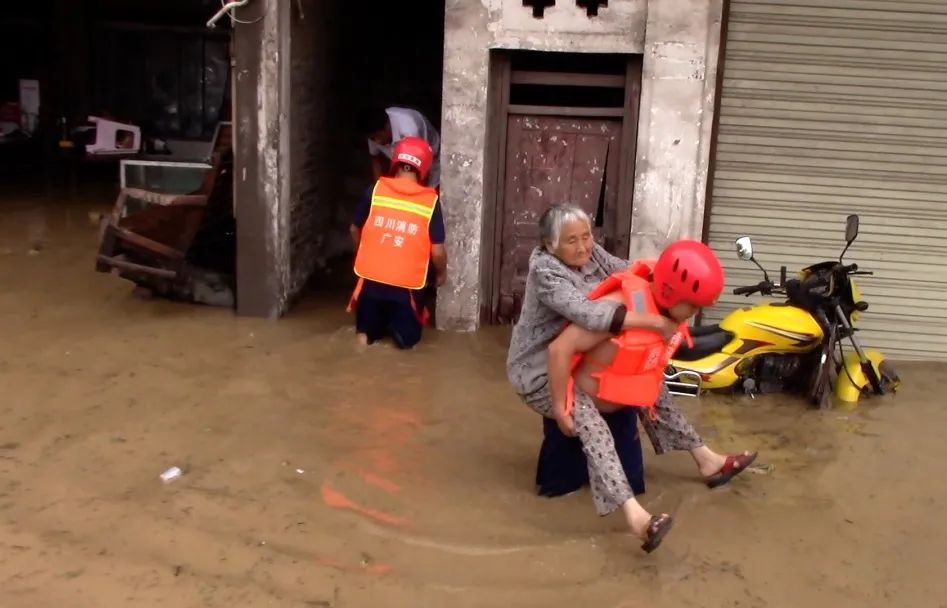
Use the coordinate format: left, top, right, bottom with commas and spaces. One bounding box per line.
346, 277, 365, 313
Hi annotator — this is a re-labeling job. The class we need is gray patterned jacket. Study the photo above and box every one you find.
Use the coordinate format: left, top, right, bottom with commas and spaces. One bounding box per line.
506, 243, 629, 396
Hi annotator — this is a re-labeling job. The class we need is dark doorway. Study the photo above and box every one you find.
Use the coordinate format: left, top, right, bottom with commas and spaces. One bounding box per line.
483, 50, 643, 323
233, 0, 448, 317
300, 1, 447, 296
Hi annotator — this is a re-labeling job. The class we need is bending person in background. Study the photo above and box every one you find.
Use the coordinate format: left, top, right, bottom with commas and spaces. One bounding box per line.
358, 105, 441, 189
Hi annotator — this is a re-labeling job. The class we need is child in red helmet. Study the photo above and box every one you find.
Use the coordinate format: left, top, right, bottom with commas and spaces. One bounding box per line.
348, 137, 447, 349
546, 239, 757, 552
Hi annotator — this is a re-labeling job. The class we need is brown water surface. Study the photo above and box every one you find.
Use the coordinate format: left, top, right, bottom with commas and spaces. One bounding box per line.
0, 191, 944, 607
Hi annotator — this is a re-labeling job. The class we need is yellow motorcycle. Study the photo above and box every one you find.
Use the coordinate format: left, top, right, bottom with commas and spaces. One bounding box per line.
665, 214, 900, 408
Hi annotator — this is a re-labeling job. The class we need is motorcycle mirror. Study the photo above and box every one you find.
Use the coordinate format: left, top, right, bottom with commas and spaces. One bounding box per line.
840, 214, 860, 262
735, 236, 770, 282
735, 236, 754, 261
845, 214, 859, 244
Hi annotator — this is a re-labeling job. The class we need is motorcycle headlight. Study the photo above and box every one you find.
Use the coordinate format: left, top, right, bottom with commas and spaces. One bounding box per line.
850, 279, 862, 301
850, 279, 862, 323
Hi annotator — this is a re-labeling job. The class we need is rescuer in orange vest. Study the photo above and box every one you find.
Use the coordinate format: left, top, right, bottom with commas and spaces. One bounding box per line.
348, 137, 447, 349
545, 239, 757, 551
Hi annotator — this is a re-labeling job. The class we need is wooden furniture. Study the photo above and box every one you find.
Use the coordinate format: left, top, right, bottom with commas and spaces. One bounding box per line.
95, 122, 234, 299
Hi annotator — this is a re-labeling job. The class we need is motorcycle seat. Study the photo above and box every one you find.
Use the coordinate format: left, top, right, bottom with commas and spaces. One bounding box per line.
675, 325, 734, 362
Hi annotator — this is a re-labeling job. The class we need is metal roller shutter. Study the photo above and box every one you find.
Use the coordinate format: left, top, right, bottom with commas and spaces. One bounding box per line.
704, 0, 947, 361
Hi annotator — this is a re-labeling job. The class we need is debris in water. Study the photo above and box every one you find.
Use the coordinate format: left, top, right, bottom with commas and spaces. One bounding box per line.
160, 466, 183, 484
747, 463, 775, 475
296, 468, 305, 474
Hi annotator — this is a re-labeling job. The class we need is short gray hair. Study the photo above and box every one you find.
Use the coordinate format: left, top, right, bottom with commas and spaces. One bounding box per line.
539, 204, 592, 251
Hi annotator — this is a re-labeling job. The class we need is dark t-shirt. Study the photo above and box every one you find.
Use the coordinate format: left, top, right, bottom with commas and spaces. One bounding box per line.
353, 185, 445, 303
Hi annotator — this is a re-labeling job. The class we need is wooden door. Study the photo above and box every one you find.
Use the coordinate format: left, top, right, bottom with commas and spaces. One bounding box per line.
496, 115, 624, 323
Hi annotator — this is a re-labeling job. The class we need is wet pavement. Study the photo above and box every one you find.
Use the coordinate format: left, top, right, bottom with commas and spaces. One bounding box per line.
1, 190, 945, 607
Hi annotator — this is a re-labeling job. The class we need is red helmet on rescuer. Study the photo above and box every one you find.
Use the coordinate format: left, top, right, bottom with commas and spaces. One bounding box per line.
652, 240, 725, 309
390, 136, 433, 181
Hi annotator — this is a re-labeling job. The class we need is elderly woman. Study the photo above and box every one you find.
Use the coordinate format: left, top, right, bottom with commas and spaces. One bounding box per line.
507, 204, 756, 553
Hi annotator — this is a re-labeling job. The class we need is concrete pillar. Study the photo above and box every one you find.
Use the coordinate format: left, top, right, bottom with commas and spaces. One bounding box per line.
233, 0, 291, 318
234, 0, 337, 318
437, 0, 495, 331
630, 0, 724, 259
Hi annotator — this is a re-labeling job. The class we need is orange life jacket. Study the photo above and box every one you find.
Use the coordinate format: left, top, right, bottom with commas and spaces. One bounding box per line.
566, 260, 693, 415
347, 177, 438, 323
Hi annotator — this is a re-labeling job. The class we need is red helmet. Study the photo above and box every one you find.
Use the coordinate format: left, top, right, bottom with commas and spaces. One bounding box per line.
390, 136, 433, 181
652, 240, 724, 309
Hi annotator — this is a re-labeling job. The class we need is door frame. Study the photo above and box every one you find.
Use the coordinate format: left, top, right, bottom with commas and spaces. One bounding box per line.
479, 50, 643, 324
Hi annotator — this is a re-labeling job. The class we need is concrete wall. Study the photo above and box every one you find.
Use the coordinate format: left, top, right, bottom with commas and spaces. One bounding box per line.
234, 0, 335, 317
287, 0, 335, 296
438, 0, 723, 331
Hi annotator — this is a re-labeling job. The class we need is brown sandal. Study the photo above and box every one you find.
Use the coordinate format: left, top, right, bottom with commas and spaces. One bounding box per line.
640, 514, 674, 553
705, 451, 758, 489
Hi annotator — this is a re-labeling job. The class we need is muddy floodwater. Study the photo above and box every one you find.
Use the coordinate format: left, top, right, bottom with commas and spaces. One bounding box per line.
1, 190, 946, 608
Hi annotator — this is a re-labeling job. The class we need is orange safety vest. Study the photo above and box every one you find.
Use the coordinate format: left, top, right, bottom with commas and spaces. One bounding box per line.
348, 177, 438, 321
565, 260, 693, 416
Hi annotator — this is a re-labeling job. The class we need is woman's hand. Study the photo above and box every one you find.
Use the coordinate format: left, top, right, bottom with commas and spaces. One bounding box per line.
554, 410, 577, 437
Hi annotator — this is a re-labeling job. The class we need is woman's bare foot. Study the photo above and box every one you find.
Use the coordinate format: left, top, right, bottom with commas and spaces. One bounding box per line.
622, 499, 653, 538
691, 446, 729, 477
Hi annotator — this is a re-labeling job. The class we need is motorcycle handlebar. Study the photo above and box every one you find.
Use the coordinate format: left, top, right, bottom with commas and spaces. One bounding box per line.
733, 285, 758, 296
733, 281, 775, 296
734, 261, 868, 299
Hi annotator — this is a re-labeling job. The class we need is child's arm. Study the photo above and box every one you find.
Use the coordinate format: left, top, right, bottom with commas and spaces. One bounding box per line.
623, 309, 678, 339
